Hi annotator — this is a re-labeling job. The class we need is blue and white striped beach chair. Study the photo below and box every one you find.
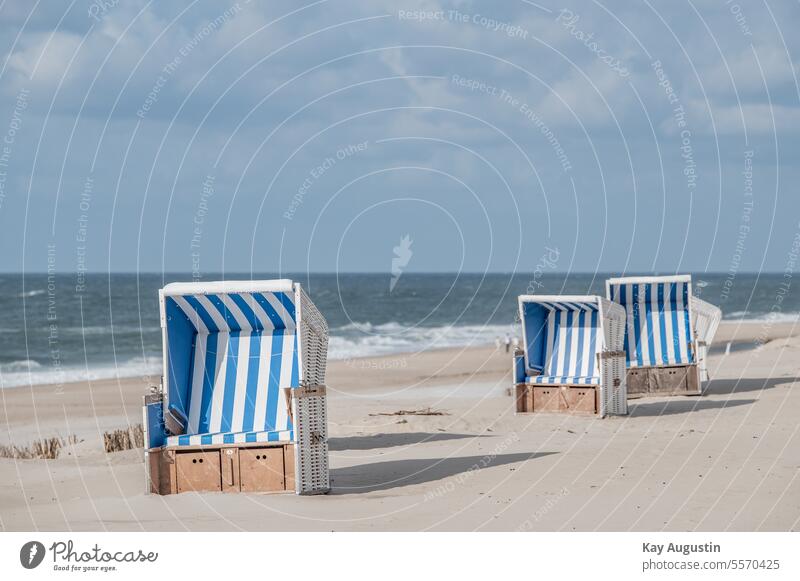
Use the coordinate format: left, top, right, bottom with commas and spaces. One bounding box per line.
513, 295, 627, 417
605, 275, 721, 396
143, 280, 330, 495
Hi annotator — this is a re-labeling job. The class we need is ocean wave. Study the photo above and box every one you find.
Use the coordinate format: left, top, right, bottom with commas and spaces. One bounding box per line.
333, 320, 410, 334
62, 325, 161, 335
723, 311, 800, 323
0, 356, 161, 389
0, 325, 160, 336
17, 289, 45, 297
328, 323, 517, 360
0, 359, 43, 373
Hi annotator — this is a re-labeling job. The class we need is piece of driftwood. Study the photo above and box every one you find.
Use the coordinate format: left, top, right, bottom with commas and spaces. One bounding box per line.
369, 408, 449, 417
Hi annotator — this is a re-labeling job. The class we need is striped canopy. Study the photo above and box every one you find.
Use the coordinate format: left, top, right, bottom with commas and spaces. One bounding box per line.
161, 281, 300, 445
168, 290, 296, 333
520, 298, 601, 385
606, 276, 694, 367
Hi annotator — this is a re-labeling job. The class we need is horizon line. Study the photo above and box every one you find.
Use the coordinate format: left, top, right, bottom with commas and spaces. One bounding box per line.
0, 270, 785, 276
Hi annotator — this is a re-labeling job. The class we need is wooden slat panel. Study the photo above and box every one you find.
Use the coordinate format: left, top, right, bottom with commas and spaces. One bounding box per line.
566, 387, 597, 414
239, 447, 285, 492
533, 387, 561, 412
176, 450, 222, 493
221, 448, 239, 493
284, 444, 295, 492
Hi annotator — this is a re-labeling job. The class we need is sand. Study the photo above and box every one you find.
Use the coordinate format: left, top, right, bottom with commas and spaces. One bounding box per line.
1, 321, 798, 531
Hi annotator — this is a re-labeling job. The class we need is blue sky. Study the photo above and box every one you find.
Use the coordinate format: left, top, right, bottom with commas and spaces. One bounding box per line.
0, 0, 797, 274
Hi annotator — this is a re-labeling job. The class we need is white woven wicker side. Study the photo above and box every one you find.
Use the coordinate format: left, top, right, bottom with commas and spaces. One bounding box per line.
691, 296, 722, 382
292, 386, 330, 494
599, 298, 628, 417
298, 285, 329, 386
293, 284, 331, 495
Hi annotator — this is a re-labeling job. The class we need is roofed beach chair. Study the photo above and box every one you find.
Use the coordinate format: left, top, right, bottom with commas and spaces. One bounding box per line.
143, 280, 330, 495
605, 275, 722, 397
513, 295, 628, 417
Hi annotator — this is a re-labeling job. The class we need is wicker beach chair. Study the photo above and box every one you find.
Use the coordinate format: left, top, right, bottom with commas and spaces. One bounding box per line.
513, 295, 628, 417
605, 275, 722, 397
143, 279, 330, 495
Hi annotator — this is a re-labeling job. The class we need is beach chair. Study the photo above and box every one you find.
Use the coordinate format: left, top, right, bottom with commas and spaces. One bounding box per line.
513, 295, 628, 417
143, 280, 330, 495
605, 275, 721, 397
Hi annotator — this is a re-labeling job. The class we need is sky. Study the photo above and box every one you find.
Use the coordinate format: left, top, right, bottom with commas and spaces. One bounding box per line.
0, 0, 797, 275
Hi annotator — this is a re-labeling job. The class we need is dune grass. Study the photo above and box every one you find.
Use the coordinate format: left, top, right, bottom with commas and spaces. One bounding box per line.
102, 424, 144, 453
0, 435, 79, 460
0, 424, 146, 458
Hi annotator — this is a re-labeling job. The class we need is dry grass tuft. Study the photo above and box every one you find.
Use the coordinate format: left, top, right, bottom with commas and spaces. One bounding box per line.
0, 435, 79, 460
103, 424, 144, 453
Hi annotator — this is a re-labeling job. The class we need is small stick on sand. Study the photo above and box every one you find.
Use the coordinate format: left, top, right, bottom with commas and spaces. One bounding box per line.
369, 408, 449, 417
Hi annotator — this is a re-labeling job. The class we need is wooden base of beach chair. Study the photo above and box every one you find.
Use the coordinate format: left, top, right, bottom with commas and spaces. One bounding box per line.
514, 384, 598, 415
147, 443, 296, 495
626, 364, 701, 398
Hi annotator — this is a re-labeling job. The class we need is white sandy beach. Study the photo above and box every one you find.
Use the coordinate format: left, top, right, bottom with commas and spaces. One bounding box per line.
1, 321, 798, 531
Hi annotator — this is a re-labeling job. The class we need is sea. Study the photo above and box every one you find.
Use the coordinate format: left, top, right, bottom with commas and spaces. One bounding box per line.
0, 272, 796, 388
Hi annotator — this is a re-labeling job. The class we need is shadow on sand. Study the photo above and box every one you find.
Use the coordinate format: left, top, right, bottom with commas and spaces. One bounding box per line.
704, 376, 798, 395
629, 398, 755, 417
328, 432, 490, 451
330, 452, 555, 494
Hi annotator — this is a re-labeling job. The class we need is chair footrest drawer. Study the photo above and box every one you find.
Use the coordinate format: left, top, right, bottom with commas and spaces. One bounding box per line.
626, 365, 700, 397
515, 384, 598, 414
147, 443, 296, 495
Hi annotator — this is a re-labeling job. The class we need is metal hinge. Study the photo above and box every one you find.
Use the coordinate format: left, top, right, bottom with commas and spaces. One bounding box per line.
599, 350, 626, 359
294, 384, 327, 398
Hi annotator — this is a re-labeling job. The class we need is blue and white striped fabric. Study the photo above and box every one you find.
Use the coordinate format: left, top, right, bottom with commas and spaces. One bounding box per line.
607, 279, 694, 367
166, 429, 294, 447
164, 289, 300, 446
521, 301, 601, 385
527, 375, 600, 385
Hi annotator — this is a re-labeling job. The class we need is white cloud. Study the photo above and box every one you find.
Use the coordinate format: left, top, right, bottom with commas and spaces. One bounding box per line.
8, 31, 83, 83
536, 60, 633, 127
705, 101, 800, 134
701, 43, 798, 97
